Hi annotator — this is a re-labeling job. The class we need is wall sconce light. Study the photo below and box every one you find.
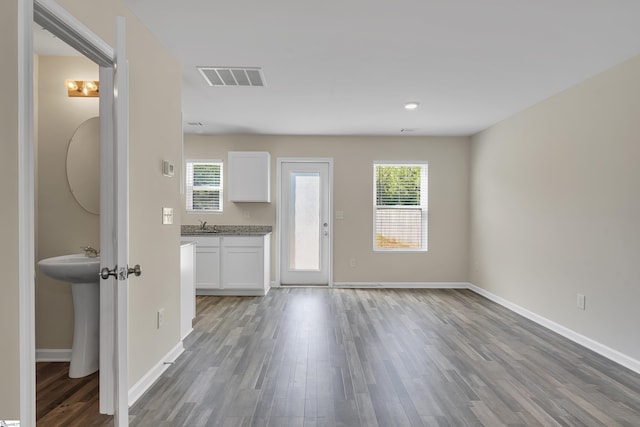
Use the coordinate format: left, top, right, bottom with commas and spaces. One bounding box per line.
65, 80, 99, 97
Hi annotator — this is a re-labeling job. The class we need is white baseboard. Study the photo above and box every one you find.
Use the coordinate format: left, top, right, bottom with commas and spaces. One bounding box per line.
333, 282, 469, 289
467, 283, 640, 375
36, 348, 71, 362
196, 289, 268, 296
181, 328, 194, 341
128, 342, 184, 407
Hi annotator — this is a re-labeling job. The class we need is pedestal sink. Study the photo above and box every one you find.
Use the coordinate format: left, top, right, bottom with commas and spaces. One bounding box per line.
38, 254, 100, 378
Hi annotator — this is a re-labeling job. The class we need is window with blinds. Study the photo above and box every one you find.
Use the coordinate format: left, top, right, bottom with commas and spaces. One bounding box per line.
374, 163, 428, 251
186, 160, 223, 212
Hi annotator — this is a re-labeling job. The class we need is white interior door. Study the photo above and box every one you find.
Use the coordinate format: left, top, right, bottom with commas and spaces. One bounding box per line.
113, 16, 130, 426
279, 160, 332, 285
99, 16, 130, 426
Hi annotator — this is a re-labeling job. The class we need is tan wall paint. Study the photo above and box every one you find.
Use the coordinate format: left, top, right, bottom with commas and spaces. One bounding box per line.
0, 0, 21, 418
57, 0, 183, 386
183, 135, 470, 283
36, 56, 99, 349
470, 55, 640, 361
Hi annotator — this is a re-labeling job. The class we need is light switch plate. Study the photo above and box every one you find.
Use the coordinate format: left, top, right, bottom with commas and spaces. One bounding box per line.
335, 211, 344, 220
162, 207, 173, 225
162, 160, 174, 177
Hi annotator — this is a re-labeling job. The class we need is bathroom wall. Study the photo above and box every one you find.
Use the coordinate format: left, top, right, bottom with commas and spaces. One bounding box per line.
36, 55, 99, 351
0, 0, 21, 418
183, 135, 471, 284
470, 54, 640, 362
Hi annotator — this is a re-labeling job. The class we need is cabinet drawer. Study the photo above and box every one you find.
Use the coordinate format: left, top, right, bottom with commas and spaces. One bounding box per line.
223, 236, 264, 247
191, 235, 221, 247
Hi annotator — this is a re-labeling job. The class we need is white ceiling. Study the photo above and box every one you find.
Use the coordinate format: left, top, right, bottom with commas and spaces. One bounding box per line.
124, 1, 640, 135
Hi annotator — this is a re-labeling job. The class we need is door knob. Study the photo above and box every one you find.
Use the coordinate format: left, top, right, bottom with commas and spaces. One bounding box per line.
100, 264, 141, 280
100, 266, 117, 280
127, 264, 142, 277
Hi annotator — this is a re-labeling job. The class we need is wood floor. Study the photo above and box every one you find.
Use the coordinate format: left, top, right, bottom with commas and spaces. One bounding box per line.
36, 362, 112, 426
126, 288, 640, 426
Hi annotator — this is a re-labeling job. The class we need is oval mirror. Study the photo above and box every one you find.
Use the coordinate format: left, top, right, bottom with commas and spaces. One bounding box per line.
66, 116, 100, 215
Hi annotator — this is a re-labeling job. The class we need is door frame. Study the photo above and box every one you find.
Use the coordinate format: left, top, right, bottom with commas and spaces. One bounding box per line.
19, 0, 126, 423
276, 158, 334, 287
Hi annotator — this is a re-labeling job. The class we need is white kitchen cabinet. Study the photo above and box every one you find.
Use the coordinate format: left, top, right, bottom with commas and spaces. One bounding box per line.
193, 234, 270, 296
222, 235, 270, 293
228, 151, 271, 202
180, 241, 196, 340
193, 236, 221, 290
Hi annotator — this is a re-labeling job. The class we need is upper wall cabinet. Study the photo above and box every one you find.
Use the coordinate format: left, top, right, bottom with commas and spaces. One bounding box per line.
228, 151, 271, 202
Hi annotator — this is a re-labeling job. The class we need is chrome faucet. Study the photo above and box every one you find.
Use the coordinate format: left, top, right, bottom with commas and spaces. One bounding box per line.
82, 246, 100, 258
199, 220, 208, 230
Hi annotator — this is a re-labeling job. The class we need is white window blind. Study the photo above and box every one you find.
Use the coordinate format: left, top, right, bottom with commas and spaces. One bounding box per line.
186, 160, 223, 212
374, 163, 428, 251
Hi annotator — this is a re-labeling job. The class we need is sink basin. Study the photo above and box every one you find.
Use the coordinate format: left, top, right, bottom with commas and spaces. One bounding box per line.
38, 254, 101, 378
38, 254, 100, 283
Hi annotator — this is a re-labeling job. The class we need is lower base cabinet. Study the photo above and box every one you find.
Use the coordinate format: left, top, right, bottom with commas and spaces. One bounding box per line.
193, 234, 270, 296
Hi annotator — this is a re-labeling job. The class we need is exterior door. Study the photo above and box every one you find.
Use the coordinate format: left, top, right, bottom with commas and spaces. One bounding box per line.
279, 160, 332, 285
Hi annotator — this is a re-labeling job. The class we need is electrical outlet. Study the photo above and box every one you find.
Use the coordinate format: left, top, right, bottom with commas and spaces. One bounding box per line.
243, 210, 251, 218
349, 258, 357, 268
577, 294, 586, 310
157, 308, 165, 329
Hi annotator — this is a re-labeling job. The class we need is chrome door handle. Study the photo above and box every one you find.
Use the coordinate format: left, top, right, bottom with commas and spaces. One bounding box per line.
100, 264, 141, 280
127, 264, 142, 278
100, 266, 118, 280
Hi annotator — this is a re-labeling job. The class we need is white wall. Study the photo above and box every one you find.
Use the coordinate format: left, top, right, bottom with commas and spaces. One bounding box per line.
183, 135, 471, 284
470, 54, 640, 362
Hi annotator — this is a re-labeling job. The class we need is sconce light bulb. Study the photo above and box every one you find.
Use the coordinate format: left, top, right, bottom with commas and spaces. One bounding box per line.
85, 81, 97, 91
66, 80, 78, 91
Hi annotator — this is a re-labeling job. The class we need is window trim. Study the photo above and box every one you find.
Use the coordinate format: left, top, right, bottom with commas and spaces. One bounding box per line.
373, 161, 428, 252
185, 159, 224, 213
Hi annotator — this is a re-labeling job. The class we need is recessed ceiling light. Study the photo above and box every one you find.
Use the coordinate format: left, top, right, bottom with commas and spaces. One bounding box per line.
404, 102, 420, 110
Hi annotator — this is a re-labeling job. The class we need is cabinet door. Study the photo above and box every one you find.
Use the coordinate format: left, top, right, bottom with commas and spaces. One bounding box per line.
195, 246, 220, 289
222, 246, 264, 289
228, 151, 271, 202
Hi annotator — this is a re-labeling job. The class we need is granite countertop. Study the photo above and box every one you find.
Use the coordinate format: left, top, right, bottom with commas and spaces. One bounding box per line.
181, 224, 272, 236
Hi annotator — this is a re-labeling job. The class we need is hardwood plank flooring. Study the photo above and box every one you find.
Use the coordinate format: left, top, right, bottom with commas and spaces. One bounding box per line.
129, 288, 640, 426
36, 362, 112, 426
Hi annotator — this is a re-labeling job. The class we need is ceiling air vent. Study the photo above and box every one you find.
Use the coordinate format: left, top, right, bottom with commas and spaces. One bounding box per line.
197, 67, 265, 87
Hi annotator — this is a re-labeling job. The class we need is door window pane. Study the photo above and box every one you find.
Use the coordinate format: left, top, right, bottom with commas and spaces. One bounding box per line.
289, 172, 320, 270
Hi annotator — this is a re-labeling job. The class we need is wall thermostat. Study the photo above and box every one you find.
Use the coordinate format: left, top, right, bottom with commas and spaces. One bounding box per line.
162, 160, 174, 177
